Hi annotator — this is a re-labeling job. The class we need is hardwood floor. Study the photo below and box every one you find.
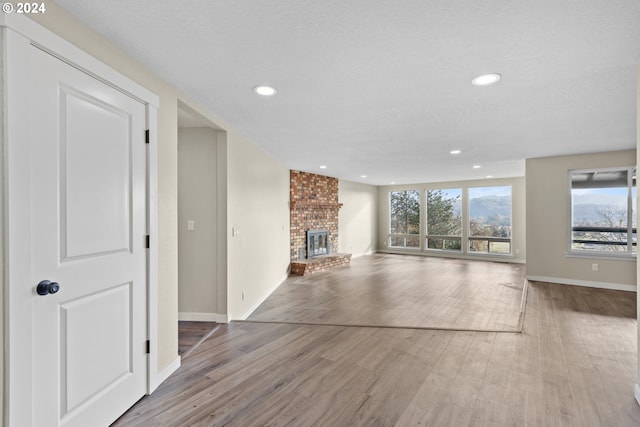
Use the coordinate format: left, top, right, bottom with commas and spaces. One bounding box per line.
178, 321, 219, 357
249, 254, 526, 332
113, 279, 639, 426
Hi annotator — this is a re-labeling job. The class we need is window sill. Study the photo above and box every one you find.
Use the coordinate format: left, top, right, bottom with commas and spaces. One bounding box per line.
424, 248, 463, 254
565, 251, 637, 261
466, 252, 514, 259
424, 249, 514, 258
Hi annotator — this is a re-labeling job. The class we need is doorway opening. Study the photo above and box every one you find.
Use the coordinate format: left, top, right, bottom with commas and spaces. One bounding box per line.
176, 101, 228, 350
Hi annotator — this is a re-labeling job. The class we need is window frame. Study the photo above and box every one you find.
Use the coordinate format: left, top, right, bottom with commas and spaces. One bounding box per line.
467, 185, 513, 256
567, 166, 636, 259
424, 187, 463, 253
388, 189, 421, 250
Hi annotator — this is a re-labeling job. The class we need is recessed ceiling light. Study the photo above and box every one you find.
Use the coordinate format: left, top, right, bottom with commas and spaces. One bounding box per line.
471, 73, 501, 86
450, 150, 461, 155
254, 85, 277, 96
473, 165, 481, 169
391, 181, 396, 185
361, 175, 367, 178
319, 165, 327, 169
486, 175, 493, 178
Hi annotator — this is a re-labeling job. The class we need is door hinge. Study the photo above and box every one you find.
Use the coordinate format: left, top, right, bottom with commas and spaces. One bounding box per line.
146, 340, 150, 354
145, 235, 150, 249
145, 129, 150, 144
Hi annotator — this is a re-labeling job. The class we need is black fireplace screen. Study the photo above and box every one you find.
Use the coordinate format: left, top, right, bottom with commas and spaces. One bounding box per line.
307, 230, 329, 258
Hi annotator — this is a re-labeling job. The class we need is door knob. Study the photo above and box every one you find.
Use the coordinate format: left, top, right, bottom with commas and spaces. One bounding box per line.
36, 280, 60, 296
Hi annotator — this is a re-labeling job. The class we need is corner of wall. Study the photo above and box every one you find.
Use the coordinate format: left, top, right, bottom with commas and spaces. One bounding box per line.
216, 131, 228, 316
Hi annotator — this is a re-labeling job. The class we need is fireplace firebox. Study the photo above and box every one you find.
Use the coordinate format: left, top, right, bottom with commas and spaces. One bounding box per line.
306, 229, 330, 258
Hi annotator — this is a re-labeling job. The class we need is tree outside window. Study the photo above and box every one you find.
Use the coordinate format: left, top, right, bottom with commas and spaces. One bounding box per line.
389, 190, 420, 248
426, 189, 462, 251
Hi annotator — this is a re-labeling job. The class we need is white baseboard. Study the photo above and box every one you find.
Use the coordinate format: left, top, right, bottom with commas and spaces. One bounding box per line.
178, 312, 228, 323
149, 355, 181, 393
526, 275, 636, 292
635, 384, 640, 407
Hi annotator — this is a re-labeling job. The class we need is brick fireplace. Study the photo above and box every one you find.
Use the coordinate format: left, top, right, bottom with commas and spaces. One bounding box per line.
289, 170, 351, 275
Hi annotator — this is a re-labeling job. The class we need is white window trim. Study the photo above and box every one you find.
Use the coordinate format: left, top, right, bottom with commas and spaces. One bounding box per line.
467, 184, 513, 256
567, 166, 636, 258
388, 190, 422, 250
424, 187, 463, 253
421, 185, 513, 256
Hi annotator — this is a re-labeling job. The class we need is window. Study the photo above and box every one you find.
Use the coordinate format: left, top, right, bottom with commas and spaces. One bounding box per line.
387, 183, 516, 257
426, 189, 462, 251
468, 186, 512, 254
570, 167, 636, 255
389, 190, 420, 248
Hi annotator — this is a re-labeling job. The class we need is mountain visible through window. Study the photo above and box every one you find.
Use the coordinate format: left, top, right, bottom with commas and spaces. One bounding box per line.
468, 186, 512, 254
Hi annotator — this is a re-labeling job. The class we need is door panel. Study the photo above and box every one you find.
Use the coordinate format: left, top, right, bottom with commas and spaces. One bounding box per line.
29, 44, 147, 427
61, 86, 132, 260
61, 283, 132, 414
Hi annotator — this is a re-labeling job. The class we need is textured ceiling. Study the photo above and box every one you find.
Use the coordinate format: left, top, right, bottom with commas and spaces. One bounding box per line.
57, 0, 640, 185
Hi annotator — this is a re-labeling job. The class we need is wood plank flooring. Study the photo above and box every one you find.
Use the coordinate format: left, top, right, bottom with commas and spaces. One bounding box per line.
113, 279, 640, 426
178, 321, 219, 357
249, 254, 526, 331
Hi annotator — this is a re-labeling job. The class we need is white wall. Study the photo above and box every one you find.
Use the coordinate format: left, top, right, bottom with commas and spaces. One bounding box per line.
178, 128, 226, 321
526, 150, 636, 290
338, 180, 378, 257
226, 130, 290, 320
377, 177, 526, 263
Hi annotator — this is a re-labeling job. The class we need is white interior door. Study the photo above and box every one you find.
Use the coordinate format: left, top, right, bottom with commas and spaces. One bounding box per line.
29, 44, 148, 426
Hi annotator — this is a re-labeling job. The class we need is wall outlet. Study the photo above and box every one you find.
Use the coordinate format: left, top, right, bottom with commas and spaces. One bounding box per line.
592, 263, 599, 272
187, 219, 195, 231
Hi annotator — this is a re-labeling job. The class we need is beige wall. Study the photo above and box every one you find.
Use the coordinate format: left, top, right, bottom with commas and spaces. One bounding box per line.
377, 177, 526, 263
338, 180, 378, 257
226, 131, 290, 319
178, 128, 225, 319
526, 150, 636, 288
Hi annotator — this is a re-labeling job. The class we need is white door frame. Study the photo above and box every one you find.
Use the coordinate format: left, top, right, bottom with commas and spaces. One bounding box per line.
1, 14, 160, 426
